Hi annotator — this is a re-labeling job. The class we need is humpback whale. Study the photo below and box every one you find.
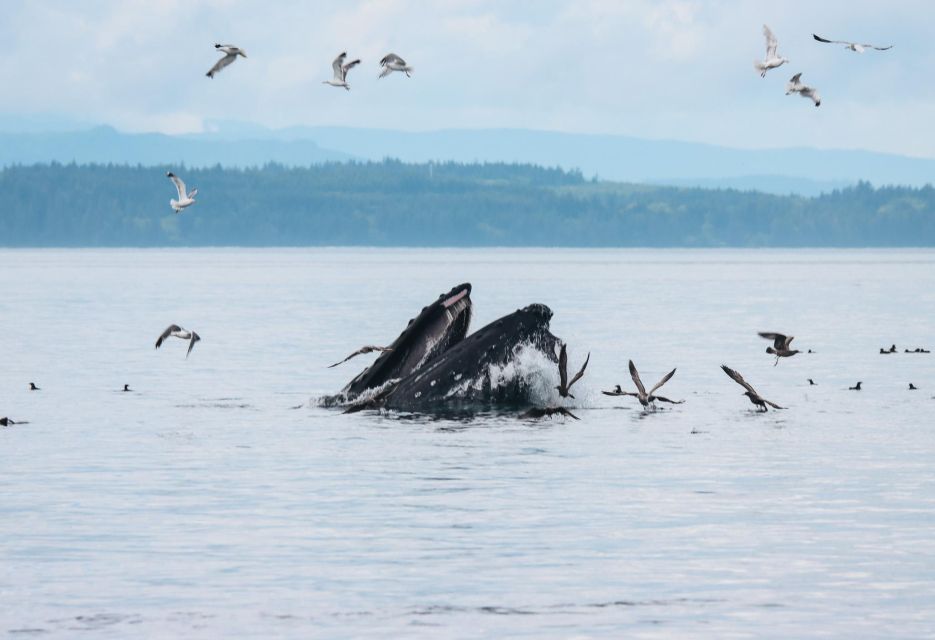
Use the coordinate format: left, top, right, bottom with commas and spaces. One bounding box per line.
322, 283, 473, 405
350, 303, 562, 413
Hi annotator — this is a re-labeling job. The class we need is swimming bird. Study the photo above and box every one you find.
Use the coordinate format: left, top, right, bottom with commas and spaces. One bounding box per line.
155, 324, 201, 358
323, 52, 360, 90
328, 345, 392, 368
166, 172, 197, 213
759, 332, 801, 365
849, 381, 862, 391
880, 348, 890, 355
28, 382, 39, 391
785, 73, 821, 107
1, 417, 26, 426
520, 406, 580, 421
122, 384, 131, 392
721, 364, 785, 412
379, 53, 412, 78
755, 25, 789, 77
909, 383, 918, 390
604, 360, 683, 410
812, 34, 892, 53
206, 43, 247, 78
556, 343, 589, 399
808, 378, 817, 385
890, 344, 897, 353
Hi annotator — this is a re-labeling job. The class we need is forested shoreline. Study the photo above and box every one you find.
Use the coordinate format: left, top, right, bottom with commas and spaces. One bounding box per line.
1, 161, 933, 247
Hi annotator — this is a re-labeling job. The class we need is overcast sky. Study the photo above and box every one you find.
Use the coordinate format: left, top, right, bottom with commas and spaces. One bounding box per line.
1, 0, 932, 156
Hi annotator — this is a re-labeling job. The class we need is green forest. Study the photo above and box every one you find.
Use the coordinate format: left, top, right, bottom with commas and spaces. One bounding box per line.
1, 161, 934, 247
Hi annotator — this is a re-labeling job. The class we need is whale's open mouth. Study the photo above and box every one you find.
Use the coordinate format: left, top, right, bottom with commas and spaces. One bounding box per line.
339, 283, 473, 398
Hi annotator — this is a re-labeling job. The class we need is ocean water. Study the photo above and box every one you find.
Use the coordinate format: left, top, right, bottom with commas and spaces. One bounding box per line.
1, 248, 934, 638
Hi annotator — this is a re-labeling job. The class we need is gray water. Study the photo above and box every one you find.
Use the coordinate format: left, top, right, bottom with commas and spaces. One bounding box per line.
1, 248, 934, 638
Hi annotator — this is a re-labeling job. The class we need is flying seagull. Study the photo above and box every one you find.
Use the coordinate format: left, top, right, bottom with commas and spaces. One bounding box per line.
379, 53, 412, 78
155, 324, 201, 358
28, 382, 40, 391
324, 52, 361, 90
556, 343, 589, 399
166, 172, 197, 213
328, 345, 391, 368
785, 73, 821, 107
206, 43, 247, 78
721, 364, 785, 412
755, 25, 789, 77
520, 406, 580, 421
812, 34, 892, 53
602, 360, 683, 410
759, 332, 802, 365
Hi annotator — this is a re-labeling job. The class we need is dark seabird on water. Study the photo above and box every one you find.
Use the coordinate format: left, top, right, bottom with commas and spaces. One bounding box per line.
328, 345, 392, 368
808, 379, 817, 386
880, 348, 889, 354
122, 384, 132, 392
759, 332, 801, 365
155, 325, 201, 358
890, 344, 897, 353
602, 360, 683, 409
721, 365, 785, 412
849, 381, 862, 391
520, 407, 580, 421
1, 417, 28, 426
909, 383, 918, 390
28, 382, 40, 391
556, 343, 589, 399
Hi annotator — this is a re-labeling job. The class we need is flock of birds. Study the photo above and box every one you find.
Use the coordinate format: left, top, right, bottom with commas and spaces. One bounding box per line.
756, 25, 892, 107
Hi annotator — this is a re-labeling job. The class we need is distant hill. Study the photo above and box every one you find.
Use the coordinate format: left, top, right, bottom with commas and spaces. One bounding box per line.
2, 161, 933, 247
0, 126, 352, 168
2, 123, 934, 195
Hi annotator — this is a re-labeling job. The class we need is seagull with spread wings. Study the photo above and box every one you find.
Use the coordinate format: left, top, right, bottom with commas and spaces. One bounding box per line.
520, 407, 580, 421
602, 360, 683, 410
166, 172, 198, 213
206, 43, 247, 78
155, 324, 201, 358
759, 332, 802, 364
721, 365, 785, 412
785, 73, 821, 107
755, 25, 789, 77
324, 52, 361, 90
379, 53, 412, 78
328, 345, 391, 368
556, 343, 589, 399
813, 34, 892, 53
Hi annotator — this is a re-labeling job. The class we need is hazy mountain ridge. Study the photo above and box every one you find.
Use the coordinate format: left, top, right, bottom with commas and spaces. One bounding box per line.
2, 123, 935, 195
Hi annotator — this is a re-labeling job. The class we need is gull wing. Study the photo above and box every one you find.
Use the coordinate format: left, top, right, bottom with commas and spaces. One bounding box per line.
653, 396, 684, 405
342, 58, 361, 79
558, 343, 568, 389
721, 364, 758, 396
783, 335, 795, 349
186, 332, 200, 358
868, 44, 893, 51
167, 173, 186, 200
789, 73, 802, 84
328, 345, 390, 368
567, 352, 590, 390
332, 52, 347, 80
207, 52, 237, 78
763, 25, 778, 58
602, 389, 636, 397
763, 398, 785, 410
155, 324, 181, 349
758, 332, 789, 350
628, 360, 646, 396
381, 53, 405, 66
649, 367, 677, 396
812, 34, 847, 45
558, 407, 580, 420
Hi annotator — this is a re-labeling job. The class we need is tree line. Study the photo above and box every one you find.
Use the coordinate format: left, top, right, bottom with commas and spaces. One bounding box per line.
1, 161, 933, 247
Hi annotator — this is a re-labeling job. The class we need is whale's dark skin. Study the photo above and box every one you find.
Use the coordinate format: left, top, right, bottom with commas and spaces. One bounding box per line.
359, 303, 561, 412
339, 283, 473, 399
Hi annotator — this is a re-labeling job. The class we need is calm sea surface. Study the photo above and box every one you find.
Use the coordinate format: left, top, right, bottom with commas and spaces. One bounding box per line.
2, 248, 935, 638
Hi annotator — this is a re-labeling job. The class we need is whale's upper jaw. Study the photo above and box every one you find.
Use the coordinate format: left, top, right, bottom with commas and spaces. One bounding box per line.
341, 283, 474, 396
